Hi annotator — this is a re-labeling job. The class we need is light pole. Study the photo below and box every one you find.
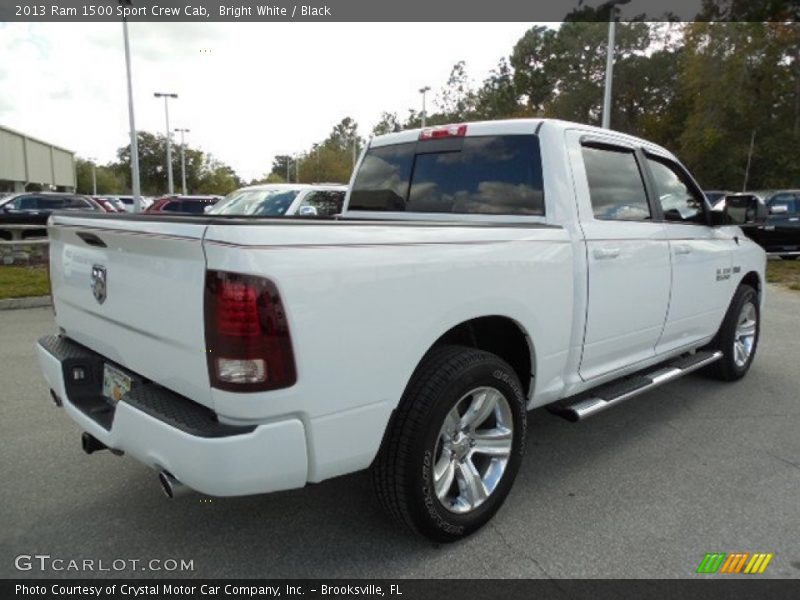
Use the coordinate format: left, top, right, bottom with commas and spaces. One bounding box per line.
154, 92, 178, 194
295, 154, 300, 183
88, 157, 97, 196
119, 1, 142, 212
419, 86, 431, 128
286, 156, 291, 183
601, 0, 630, 129
174, 128, 190, 195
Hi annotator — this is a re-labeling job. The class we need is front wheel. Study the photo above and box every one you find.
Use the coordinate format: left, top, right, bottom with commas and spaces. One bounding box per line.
706, 284, 760, 381
372, 345, 527, 542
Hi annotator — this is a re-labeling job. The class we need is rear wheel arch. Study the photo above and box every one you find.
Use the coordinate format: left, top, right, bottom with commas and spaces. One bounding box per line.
373, 316, 534, 467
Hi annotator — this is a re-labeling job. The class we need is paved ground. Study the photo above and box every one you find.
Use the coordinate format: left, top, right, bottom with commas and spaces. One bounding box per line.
1, 288, 799, 579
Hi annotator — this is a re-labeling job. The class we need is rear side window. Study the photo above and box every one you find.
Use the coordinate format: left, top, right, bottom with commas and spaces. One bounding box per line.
181, 201, 207, 214
350, 135, 544, 215
161, 201, 182, 212
582, 145, 650, 221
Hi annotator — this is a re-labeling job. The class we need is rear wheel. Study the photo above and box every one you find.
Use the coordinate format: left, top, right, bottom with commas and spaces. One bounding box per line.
706, 284, 760, 381
372, 345, 527, 542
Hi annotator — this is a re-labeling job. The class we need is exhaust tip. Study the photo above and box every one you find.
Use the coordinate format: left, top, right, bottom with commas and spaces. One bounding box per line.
158, 470, 190, 499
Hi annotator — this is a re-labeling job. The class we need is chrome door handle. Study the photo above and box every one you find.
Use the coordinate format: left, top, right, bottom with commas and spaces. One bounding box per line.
593, 247, 620, 260
674, 244, 692, 255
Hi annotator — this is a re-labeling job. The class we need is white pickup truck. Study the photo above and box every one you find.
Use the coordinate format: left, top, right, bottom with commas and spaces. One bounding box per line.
37, 119, 765, 542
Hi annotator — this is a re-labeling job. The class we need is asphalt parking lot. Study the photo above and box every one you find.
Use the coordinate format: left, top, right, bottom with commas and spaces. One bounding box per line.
1, 287, 799, 579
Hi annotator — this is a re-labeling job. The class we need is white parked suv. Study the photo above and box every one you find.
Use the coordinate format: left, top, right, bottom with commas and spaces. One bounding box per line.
37, 119, 765, 541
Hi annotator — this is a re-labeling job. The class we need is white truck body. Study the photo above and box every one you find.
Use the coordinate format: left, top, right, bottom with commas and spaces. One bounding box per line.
36, 119, 765, 502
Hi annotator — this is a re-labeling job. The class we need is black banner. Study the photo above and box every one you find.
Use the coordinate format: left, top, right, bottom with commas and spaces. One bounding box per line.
1, 0, 799, 22
4, 579, 800, 600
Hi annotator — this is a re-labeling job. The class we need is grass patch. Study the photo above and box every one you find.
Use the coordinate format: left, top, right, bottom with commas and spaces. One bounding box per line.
766, 258, 800, 292
0, 266, 50, 299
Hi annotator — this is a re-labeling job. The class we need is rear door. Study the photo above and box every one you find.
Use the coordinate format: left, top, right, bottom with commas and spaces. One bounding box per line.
568, 132, 672, 381
49, 215, 214, 407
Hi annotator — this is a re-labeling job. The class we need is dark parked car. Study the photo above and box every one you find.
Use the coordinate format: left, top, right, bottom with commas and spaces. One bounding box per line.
741, 190, 800, 259
0, 192, 103, 239
145, 195, 221, 214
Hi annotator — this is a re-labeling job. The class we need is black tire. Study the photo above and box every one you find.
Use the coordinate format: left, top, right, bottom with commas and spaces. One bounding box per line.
372, 344, 527, 542
705, 284, 760, 381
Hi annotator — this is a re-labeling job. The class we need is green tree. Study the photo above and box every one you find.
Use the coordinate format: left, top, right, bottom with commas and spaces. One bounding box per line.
678, 22, 800, 189
372, 112, 402, 136
75, 158, 124, 195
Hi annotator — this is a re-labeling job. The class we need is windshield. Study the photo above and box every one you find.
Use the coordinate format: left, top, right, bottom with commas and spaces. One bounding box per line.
209, 189, 301, 216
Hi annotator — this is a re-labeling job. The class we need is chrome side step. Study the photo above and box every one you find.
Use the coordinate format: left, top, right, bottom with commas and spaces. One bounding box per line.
550, 350, 723, 422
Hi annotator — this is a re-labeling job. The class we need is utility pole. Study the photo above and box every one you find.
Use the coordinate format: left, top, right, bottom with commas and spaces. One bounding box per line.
743, 130, 756, 192
120, 1, 142, 212
174, 128, 190, 195
601, 0, 630, 129
286, 157, 290, 183
154, 92, 178, 194
419, 86, 431, 128
89, 157, 97, 196
295, 154, 300, 183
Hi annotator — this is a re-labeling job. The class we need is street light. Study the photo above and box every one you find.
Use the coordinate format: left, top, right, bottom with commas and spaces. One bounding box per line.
174, 128, 190, 195
601, 0, 631, 129
119, 0, 142, 212
154, 92, 178, 194
88, 157, 97, 196
419, 86, 431, 128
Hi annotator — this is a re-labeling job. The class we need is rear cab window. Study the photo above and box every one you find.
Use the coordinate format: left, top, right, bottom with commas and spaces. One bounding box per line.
349, 134, 544, 216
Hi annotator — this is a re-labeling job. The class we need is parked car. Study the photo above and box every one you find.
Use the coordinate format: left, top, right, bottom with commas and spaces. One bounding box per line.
146, 195, 222, 214
208, 184, 347, 217
738, 189, 800, 259
103, 195, 153, 212
36, 119, 765, 542
0, 192, 103, 239
92, 197, 122, 213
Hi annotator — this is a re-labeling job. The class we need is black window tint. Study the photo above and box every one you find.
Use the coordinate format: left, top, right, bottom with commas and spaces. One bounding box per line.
350, 135, 544, 215
182, 201, 206, 214
161, 201, 182, 212
582, 146, 650, 221
407, 136, 544, 215
37, 197, 66, 210
646, 156, 706, 224
349, 143, 414, 211
62, 197, 91, 210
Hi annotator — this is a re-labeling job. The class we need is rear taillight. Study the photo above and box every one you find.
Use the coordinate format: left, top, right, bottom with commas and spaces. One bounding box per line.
419, 124, 467, 140
204, 270, 296, 392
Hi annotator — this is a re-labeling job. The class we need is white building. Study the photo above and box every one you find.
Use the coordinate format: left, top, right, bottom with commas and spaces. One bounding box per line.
0, 124, 76, 192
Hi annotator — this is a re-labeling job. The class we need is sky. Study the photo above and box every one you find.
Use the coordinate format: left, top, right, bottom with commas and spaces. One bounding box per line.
0, 22, 540, 182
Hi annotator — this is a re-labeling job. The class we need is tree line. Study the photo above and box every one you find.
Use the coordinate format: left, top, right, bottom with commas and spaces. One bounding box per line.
83, 18, 800, 196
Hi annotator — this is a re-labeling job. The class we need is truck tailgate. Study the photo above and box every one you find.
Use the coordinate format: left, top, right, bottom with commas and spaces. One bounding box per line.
48, 216, 213, 408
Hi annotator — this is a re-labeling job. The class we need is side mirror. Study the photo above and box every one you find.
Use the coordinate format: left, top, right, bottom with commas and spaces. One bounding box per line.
769, 204, 789, 215
298, 205, 318, 217
722, 194, 765, 226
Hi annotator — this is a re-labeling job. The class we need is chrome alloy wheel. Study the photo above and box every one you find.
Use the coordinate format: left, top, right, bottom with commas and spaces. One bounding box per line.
733, 301, 757, 368
432, 386, 514, 514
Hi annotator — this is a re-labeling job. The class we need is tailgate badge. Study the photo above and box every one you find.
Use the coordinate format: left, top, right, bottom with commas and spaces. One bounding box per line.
91, 265, 107, 304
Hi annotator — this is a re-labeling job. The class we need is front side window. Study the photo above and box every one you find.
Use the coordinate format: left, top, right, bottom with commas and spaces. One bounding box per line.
350, 135, 544, 215
582, 145, 650, 221
646, 156, 706, 224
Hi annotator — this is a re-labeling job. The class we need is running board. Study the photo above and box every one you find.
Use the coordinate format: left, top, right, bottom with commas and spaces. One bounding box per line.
549, 350, 723, 422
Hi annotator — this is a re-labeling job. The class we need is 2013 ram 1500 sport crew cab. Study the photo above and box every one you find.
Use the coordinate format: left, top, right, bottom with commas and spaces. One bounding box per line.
37, 119, 765, 541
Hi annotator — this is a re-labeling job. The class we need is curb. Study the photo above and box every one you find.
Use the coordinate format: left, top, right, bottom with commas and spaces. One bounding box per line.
0, 295, 52, 310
